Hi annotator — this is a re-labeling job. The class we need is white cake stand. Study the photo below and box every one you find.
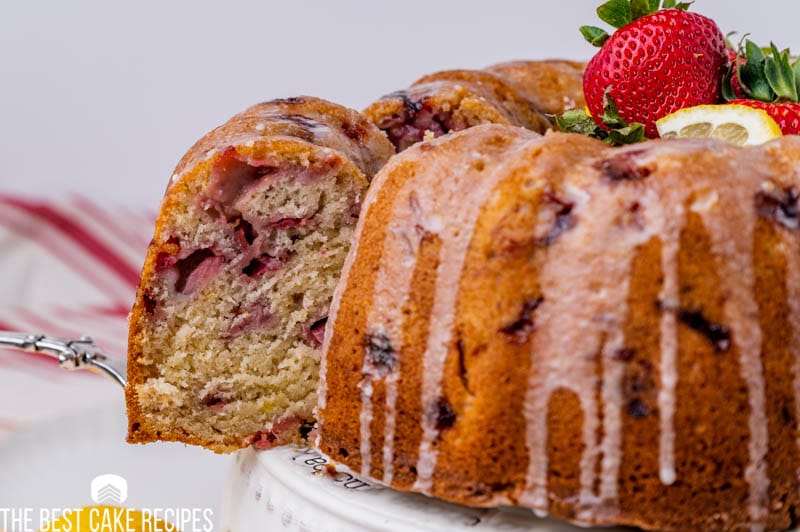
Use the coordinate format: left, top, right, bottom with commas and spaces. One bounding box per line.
219, 445, 617, 532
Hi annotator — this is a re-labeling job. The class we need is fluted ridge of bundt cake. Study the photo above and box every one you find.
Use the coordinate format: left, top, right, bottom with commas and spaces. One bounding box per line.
127, 96, 394, 452
318, 123, 800, 531
486, 60, 587, 116
364, 60, 584, 152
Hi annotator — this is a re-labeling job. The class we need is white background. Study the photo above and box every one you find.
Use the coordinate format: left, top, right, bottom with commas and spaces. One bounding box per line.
1, 0, 799, 207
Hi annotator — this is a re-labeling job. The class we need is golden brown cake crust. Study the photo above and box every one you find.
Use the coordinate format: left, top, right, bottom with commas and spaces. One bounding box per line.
486, 59, 586, 116
173, 96, 393, 183
363, 65, 557, 151
319, 124, 800, 531
127, 96, 393, 452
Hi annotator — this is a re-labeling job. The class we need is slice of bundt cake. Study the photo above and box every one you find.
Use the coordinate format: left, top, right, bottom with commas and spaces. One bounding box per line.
318, 123, 800, 531
126, 96, 394, 452
363, 60, 584, 152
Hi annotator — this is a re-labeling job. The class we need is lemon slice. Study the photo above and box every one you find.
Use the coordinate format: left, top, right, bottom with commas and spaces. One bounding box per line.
656, 104, 782, 146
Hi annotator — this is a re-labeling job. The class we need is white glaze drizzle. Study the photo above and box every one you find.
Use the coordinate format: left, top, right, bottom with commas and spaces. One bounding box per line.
698, 169, 768, 529
378, 189, 442, 483
520, 141, 769, 526
599, 327, 626, 503
520, 166, 659, 518
413, 135, 538, 493
382, 372, 400, 484
326, 136, 784, 530
657, 200, 685, 486
359, 185, 441, 480
358, 345, 375, 478
358, 376, 374, 477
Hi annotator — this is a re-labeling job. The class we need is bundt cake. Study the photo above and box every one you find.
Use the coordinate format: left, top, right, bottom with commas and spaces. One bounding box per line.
317, 123, 800, 531
126, 96, 394, 452
124, 9, 799, 523
363, 60, 584, 151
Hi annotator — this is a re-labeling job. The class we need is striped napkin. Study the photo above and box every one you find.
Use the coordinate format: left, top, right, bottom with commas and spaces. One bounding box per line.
0, 195, 154, 437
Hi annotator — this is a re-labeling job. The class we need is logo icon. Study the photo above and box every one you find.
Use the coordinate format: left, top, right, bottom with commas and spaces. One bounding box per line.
90, 474, 128, 504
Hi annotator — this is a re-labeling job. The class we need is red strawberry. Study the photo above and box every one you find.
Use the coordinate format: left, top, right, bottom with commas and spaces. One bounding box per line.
582, 6, 727, 138
728, 99, 800, 134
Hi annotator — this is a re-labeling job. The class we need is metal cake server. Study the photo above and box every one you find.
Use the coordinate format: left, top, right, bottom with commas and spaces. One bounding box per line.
0, 332, 126, 387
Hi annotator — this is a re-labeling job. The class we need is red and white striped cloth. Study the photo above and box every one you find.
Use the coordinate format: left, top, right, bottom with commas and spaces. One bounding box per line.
0, 195, 155, 437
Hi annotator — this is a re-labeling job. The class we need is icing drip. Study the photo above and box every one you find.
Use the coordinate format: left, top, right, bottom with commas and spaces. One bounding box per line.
361, 200, 428, 483
413, 240, 480, 492
520, 142, 770, 523
382, 373, 399, 484
323, 134, 792, 529
521, 167, 657, 519
599, 328, 626, 503
413, 138, 537, 493
359, 186, 439, 480
359, 377, 374, 477
527, 143, 774, 526
657, 201, 685, 486
698, 175, 768, 529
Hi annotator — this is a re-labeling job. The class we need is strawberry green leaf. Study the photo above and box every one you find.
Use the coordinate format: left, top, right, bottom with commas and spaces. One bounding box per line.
631, 0, 657, 20
763, 44, 798, 102
597, 0, 632, 29
552, 109, 601, 137
600, 94, 628, 128
728, 37, 800, 103
608, 123, 646, 145
721, 66, 738, 102
794, 58, 800, 97
740, 40, 774, 101
600, 94, 647, 141
745, 39, 766, 64
551, 103, 645, 147
661, 0, 676, 7
580, 25, 610, 47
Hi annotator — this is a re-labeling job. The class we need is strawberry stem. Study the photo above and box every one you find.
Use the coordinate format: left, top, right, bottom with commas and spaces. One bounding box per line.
581, 0, 693, 47
724, 38, 800, 104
